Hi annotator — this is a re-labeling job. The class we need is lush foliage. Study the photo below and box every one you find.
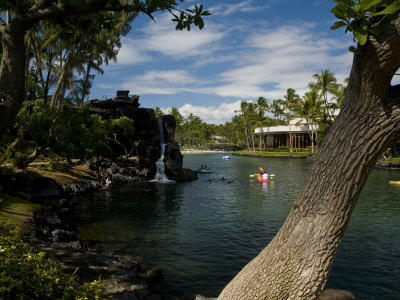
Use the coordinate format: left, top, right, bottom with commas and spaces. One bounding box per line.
330, 0, 400, 51
0, 223, 111, 300
163, 70, 346, 152
0, 101, 136, 168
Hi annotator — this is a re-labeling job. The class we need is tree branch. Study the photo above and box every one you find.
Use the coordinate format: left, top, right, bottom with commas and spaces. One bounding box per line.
24, 3, 136, 29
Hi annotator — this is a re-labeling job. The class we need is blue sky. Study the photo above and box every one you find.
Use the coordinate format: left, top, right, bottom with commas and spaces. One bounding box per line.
90, 0, 357, 124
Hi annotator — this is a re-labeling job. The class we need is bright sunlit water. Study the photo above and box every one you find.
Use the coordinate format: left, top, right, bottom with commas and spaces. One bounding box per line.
73, 153, 400, 299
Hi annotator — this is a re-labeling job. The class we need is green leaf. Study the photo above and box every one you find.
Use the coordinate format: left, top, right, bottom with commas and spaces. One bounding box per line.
360, 0, 383, 11
370, 1, 400, 16
330, 20, 348, 30
330, 5, 348, 20
354, 30, 368, 45
352, 4, 361, 13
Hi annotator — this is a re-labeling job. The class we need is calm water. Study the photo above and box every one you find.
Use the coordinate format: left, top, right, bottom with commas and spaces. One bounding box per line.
73, 153, 400, 299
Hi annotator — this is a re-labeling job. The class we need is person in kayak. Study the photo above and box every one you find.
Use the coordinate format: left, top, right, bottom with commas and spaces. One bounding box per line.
262, 172, 269, 181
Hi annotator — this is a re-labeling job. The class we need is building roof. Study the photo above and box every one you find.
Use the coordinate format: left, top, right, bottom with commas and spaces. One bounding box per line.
255, 124, 317, 134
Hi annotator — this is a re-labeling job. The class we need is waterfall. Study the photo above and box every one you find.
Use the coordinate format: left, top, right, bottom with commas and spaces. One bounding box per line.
151, 118, 175, 183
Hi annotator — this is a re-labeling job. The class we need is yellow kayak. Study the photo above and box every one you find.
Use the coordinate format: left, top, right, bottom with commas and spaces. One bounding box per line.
389, 181, 400, 185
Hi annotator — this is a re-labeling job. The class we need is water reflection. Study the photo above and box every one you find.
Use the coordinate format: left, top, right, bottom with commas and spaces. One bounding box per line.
73, 154, 400, 299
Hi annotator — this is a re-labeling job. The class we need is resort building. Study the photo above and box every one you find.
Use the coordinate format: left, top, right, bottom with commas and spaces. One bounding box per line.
255, 109, 340, 149
254, 118, 316, 149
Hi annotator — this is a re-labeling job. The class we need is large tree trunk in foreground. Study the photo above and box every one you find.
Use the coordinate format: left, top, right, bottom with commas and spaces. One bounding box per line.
0, 19, 28, 137
218, 14, 400, 300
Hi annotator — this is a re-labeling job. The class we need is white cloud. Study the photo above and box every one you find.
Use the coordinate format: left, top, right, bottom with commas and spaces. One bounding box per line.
137, 15, 223, 58
100, 14, 353, 115
211, 0, 270, 16
162, 101, 243, 124
121, 69, 198, 94
208, 23, 353, 99
114, 38, 152, 65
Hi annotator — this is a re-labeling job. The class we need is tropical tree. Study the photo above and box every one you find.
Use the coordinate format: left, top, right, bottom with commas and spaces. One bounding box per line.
331, 82, 347, 107
309, 69, 338, 118
234, 101, 258, 150
255, 97, 268, 149
0, 0, 210, 138
168, 107, 184, 143
181, 113, 205, 146
293, 88, 322, 152
218, 1, 400, 299
277, 88, 299, 152
154, 107, 165, 118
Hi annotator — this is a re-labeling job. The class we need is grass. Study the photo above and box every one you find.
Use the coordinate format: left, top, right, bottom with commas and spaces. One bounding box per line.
380, 157, 400, 163
0, 192, 40, 232
235, 150, 312, 157
27, 163, 96, 185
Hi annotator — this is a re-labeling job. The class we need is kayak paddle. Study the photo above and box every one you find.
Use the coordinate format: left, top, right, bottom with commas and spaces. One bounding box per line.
249, 174, 275, 177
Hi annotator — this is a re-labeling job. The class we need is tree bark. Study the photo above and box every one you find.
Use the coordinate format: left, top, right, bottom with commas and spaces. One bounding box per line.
218, 14, 400, 300
0, 19, 28, 137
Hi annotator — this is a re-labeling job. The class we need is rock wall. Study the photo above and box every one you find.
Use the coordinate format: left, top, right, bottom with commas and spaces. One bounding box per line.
84, 96, 196, 181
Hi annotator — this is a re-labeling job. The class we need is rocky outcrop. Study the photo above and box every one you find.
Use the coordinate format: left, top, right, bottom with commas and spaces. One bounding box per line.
0, 168, 62, 202
85, 93, 196, 182
165, 142, 197, 181
317, 288, 355, 300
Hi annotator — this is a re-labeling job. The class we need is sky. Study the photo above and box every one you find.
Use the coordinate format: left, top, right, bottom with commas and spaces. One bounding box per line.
89, 0, 358, 124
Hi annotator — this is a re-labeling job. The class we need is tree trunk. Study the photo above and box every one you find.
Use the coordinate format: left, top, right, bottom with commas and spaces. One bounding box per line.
0, 21, 28, 136
79, 62, 93, 105
51, 39, 78, 109
218, 15, 400, 300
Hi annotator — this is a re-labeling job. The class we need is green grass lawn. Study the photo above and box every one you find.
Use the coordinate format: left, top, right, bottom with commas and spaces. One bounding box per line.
380, 157, 400, 163
0, 192, 40, 232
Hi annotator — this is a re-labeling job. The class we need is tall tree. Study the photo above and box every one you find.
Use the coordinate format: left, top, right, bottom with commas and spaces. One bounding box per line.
255, 97, 268, 150
218, 1, 400, 299
269, 99, 285, 122
310, 69, 338, 118
0, 1, 210, 138
293, 88, 322, 152
277, 88, 299, 152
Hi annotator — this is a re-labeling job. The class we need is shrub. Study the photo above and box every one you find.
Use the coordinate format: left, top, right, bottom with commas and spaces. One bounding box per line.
0, 223, 112, 300
48, 159, 69, 172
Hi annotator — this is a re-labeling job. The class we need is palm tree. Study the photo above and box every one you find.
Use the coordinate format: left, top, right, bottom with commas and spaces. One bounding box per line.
330, 82, 347, 107
255, 97, 269, 150
309, 70, 337, 117
278, 88, 299, 152
269, 99, 285, 124
293, 89, 322, 152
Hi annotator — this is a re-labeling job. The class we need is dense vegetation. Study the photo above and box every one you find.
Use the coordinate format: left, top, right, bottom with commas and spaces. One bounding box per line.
155, 70, 346, 152
0, 222, 110, 300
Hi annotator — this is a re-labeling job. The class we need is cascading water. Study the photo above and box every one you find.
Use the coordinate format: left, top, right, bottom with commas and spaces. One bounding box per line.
151, 118, 175, 183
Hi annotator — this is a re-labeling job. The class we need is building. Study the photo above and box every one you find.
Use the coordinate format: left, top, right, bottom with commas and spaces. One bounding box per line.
254, 118, 317, 149
255, 109, 340, 149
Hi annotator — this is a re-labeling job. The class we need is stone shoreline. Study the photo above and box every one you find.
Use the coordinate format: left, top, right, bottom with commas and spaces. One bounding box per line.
1, 166, 164, 300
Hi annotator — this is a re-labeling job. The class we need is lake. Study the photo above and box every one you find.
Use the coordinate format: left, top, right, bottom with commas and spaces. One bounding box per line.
73, 153, 400, 299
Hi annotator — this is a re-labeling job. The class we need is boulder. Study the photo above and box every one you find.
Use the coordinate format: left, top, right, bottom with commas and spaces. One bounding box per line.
164, 142, 197, 181
161, 115, 176, 143
317, 288, 355, 300
51, 229, 75, 243
195, 296, 217, 300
